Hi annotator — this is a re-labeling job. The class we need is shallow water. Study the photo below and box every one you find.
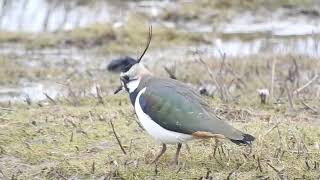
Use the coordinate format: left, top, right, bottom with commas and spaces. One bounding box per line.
0, 82, 62, 102
220, 9, 320, 36
0, 0, 118, 31
1, 0, 319, 57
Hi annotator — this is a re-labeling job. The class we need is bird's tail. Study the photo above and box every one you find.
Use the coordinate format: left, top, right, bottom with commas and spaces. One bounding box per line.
230, 133, 255, 145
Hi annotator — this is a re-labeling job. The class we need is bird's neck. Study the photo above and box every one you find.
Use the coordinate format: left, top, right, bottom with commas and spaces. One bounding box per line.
128, 75, 152, 105
126, 78, 141, 93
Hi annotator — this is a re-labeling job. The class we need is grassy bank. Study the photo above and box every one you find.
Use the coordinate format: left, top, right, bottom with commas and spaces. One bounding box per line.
0, 16, 206, 55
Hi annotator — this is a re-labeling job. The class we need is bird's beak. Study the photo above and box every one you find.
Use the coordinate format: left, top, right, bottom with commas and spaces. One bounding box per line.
114, 77, 128, 94
120, 75, 130, 84
114, 85, 123, 94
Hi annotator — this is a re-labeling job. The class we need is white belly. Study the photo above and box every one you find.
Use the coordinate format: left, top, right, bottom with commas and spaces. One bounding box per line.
134, 87, 194, 144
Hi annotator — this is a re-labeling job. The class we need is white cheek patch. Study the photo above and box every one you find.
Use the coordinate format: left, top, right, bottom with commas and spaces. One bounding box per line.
126, 78, 141, 93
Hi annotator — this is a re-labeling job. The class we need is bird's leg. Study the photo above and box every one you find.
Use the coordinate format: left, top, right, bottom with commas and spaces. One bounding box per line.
151, 144, 167, 164
172, 143, 182, 165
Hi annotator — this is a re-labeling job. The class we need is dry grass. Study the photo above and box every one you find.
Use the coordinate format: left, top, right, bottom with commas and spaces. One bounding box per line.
0, 51, 320, 179
0, 95, 319, 179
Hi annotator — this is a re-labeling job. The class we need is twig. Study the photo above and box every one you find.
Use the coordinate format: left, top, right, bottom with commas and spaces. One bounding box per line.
285, 83, 295, 112
0, 107, 14, 111
305, 159, 311, 171
276, 126, 284, 149
57, 173, 68, 180
195, 54, 224, 101
43, 93, 57, 105
95, 84, 104, 104
109, 120, 127, 155
267, 163, 285, 180
217, 50, 228, 101
205, 168, 212, 180
293, 74, 318, 95
70, 131, 74, 142
163, 66, 177, 79
287, 57, 300, 87
257, 157, 263, 173
289, 151, 320, 154
271, 58, 276, 99
300, 100, 318, 114
213, 138, 220, 157
226, 163, 242, 180
263, 122, 280, 137
218, 50, 226, 74
67, 84, 80, 106
197, 56, 216, 81
91, 161, 95, 174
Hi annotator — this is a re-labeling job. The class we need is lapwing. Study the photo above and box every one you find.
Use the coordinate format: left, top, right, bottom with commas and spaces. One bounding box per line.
115, 27, 255, 165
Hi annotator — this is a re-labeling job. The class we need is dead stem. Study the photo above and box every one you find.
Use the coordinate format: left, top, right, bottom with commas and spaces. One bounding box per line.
95, 84, 104, 105
285, 83, 295, 113
293, 74, 318, 95
271, 58, 276, 99
109, 119, 127, 155
43, 92, 57, 105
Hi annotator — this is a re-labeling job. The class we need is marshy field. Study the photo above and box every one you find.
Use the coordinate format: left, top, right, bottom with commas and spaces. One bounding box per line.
0, 0, 320, 179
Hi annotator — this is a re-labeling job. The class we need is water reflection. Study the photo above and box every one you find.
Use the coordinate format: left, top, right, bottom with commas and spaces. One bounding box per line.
0, 0, 120, 31
211, 36, 320, 57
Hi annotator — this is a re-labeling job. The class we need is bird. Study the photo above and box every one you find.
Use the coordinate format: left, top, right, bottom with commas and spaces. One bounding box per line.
114, 27, 255, 165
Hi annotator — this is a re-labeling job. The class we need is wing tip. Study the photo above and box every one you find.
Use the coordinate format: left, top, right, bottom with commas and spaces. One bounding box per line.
230, 133, 255, 145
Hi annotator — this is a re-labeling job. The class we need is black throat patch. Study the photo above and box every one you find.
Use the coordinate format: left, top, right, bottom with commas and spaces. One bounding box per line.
129, 88, 140, 105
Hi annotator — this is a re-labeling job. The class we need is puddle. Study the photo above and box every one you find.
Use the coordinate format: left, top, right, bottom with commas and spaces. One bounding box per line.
220, 9, 320, 36
0, 0, 126, 32
212, 36, 320, 57
0, 0, 173, 32
0, 82, 63, 103
218, 9, 320, 36
147, 36, 320, 61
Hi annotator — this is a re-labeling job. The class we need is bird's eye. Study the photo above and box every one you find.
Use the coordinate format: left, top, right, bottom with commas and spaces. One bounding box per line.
123, 75, 130, 81
121, 75, 130, 83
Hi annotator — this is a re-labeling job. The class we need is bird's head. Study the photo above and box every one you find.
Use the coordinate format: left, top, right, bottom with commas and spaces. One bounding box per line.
120, 63, 151, 93
114, 26, 152, 94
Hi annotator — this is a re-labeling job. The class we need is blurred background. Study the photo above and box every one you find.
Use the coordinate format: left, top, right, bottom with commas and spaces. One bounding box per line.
0, 0, 319, 104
